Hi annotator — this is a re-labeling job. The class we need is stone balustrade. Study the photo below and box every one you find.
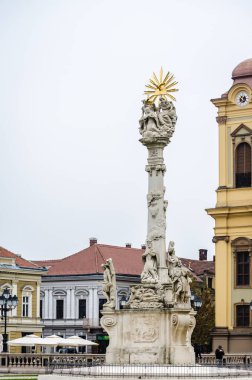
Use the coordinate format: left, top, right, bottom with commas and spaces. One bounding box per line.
0, 353, 252, 371
199, 353, 252, 365
0, 353, 106, 370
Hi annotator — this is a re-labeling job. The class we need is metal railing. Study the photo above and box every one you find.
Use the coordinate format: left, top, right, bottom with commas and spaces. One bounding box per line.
51, 362, 252, 378
1, 353, 252, 377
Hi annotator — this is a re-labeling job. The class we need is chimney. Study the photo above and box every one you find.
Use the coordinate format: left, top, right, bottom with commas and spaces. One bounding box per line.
199, 249, 207, 261
89, 237, 97, 246
141, 244, 146, 250
125, 243, 131, 248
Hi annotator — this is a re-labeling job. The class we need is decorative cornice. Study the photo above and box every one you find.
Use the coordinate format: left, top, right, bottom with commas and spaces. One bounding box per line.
216, 116, 227, 124
212, 236, 229, 243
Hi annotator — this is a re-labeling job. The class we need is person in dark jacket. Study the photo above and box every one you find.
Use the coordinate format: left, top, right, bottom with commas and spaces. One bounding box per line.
194, 343, 202, 361
215, 345, 225, 365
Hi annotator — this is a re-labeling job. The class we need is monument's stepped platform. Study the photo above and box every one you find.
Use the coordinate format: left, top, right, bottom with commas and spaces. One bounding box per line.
38, 365, 252, 379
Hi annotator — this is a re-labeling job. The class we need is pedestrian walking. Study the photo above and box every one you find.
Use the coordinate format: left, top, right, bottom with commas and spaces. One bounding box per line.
215, 345, 225, 365
194, 343, 202, 362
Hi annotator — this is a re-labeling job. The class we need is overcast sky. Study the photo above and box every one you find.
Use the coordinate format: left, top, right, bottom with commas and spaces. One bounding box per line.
0, 0, 252, 261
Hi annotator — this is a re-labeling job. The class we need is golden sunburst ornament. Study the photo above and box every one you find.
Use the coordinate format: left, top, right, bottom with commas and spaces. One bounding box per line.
144, 67, 178, 104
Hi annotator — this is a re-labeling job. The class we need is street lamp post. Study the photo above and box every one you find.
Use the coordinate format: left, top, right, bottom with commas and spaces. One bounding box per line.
0, 288, 18, 352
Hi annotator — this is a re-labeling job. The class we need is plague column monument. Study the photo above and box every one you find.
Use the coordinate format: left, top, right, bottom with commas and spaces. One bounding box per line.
101, 69, 196, 364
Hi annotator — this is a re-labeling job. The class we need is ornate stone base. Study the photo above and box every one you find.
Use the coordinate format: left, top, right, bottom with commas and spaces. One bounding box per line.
101, 308, 196, 365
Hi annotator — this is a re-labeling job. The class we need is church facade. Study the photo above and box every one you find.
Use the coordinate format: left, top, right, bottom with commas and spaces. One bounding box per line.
207, 59, 252, 353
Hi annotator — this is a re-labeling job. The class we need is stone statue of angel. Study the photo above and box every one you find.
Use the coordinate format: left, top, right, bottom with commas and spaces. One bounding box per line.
157, 97, 177, 137
101, 258, 116, 309
141, 240, 159, 284
139, 101, 161, 137
172, 260, 192, 304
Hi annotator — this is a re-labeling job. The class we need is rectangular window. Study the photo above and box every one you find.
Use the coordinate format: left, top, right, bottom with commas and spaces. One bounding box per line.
22, 332, 33, 353
22, 296, 29, 317
56, 299, 64, 319
40, 299, 43, 319
236, 305, 250, 327
79, 299, 86, 319
236, 252, 250, 286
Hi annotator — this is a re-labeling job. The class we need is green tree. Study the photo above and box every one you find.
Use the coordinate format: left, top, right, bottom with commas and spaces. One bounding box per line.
192, 286, 215, 350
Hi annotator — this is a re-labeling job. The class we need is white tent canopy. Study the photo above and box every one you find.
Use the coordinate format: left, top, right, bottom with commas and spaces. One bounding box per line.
7, 334, 98, 348
60, 335, 98, 347
7, 334, 44, 346
41, 334, 66, 346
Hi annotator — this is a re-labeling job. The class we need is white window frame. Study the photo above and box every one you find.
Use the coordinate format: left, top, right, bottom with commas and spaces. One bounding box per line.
75, 289, 89, 320
22, 286, 34, 318
52, 290, 67, 320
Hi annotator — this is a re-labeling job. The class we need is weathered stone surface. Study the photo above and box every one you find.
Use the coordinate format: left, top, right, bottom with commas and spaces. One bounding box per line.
101, 96, 195, 365
101, 308, 196, 365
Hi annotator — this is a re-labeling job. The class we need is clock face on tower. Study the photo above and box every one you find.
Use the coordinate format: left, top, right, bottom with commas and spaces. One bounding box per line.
235, 91, 250, 107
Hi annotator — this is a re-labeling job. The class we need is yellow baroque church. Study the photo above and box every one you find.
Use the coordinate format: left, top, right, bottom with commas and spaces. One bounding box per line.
207, 59, 252, 353
0, 247, 47, 353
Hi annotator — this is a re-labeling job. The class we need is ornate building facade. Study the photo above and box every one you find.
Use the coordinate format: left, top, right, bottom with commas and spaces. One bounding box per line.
0, 247, 47, 353
35, 238, 214, 353
207, 58, 252, 352
35, 239, 142, 353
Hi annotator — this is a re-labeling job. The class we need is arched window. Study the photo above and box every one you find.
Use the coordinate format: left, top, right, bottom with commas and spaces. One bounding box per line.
235, 142, 251, 188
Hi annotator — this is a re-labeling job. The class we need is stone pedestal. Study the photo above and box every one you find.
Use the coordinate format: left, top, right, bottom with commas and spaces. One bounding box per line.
101, 308, 196, 365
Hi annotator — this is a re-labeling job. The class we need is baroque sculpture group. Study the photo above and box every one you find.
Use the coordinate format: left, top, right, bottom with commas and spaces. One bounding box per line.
100, 70, 196, 365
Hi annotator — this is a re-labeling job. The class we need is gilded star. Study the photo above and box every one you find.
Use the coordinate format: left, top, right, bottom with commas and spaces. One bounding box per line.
144, 67, 178, 104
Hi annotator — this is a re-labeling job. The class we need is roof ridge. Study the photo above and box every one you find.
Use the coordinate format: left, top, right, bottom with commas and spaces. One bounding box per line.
95, 245, 107, 273
57, 246, 91, 262
0, 246, 39, 268
96, 244, 143, 251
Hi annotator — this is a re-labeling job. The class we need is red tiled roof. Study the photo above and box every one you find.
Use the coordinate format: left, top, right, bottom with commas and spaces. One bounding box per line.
35, 244, 143, 276
34, 244, 214, 278
180, 258, 214, 276
0, 246, 41, 269
34, 259, 63, 268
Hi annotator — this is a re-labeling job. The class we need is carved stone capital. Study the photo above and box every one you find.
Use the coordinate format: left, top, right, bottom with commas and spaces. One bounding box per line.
216, 116, 227, 124
212, 235, 229, 243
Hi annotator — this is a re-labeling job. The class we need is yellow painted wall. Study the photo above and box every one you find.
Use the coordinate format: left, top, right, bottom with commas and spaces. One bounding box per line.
207, 81, 252, 333
0, 269, 44, 353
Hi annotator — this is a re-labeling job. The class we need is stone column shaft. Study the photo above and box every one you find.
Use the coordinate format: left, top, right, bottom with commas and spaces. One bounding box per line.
145, 143, 168, 284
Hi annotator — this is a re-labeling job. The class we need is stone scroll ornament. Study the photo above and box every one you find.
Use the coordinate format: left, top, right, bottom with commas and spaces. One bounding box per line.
101, 258, 117, 310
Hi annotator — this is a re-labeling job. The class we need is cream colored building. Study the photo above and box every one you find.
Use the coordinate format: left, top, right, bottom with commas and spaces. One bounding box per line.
0, 247, 47, 353
207, 59, 252, 353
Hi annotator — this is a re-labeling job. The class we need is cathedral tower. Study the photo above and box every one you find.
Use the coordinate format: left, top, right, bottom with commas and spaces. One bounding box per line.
207, 59, 252, 353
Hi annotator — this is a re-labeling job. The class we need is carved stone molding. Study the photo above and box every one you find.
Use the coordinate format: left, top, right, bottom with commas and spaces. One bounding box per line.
231, 237, 252, 252
145, 164, 166, 176
172, 314, 178, 326
212, 236, 229, 243
216, 116, 227, 124
101, 316, 117, 327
